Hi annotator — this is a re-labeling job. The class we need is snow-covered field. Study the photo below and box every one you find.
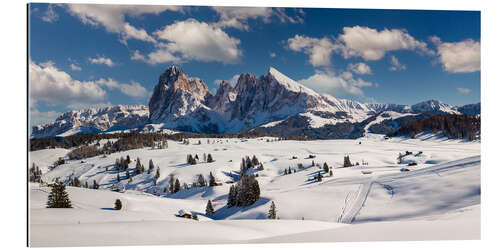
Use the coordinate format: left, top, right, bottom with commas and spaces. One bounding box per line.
28, 134, 480, 246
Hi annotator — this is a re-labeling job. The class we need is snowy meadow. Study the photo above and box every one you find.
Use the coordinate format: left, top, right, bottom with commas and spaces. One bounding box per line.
29, 133, 480, 246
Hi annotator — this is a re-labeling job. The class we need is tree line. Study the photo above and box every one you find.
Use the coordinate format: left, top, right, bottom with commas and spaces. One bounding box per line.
387, 114, 480, 140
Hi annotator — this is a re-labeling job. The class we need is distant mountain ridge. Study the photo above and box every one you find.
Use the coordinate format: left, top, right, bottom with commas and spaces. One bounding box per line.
31, 66, 480, 138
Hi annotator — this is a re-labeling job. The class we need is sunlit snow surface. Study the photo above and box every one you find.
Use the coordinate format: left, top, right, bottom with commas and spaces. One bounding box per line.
29, 133, 480, 246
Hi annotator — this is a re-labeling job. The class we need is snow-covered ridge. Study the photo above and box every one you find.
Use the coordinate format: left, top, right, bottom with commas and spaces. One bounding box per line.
32, 105, 150, 138
32, 66, 480, 138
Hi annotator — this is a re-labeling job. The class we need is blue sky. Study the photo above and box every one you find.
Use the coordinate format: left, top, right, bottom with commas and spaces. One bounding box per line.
28, 4, 480, 127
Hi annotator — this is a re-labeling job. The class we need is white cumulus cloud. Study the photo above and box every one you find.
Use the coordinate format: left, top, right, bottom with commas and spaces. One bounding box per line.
134, 19, 242, 64
287, 35, 339, 67
64, 4, 182, 43
339, 26, 433, 60
348, 62, 372, 75
211, 7, 304, 30
70, 63, 82, 71
89, 56, 115, 67
431, 36, 480, 73
298, 70, 375, 97
29, 60, 107, 105
95, 78, 148, 99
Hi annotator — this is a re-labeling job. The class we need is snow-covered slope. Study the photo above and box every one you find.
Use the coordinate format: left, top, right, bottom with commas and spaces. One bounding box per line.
29, 135, 480, 246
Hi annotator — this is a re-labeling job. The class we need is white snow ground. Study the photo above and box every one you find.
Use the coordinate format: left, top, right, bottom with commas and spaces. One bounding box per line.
29, 133, 480, 246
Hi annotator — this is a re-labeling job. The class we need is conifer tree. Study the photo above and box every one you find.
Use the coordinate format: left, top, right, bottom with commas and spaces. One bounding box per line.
207, 154, 214, 163
198, 174, 207, 187
206, 200, 215, 216
169, 173, 175, 193
46, 183, 72, 208
126, 170, 130, 179
149, 159, 154, 173
136, 157, 143, 174
344, 155, 353, 167
174, 179, 181, 193
114, 199, 122, 210
227, 185, 236, 207
209, 172, 216, 186
251, 155, 259, 166
323, 162, 329, 173
317, 172, 323, 182
93, 180, 99, 189
268, 201, 277, 219
203, 153, 207, 162
84, 181, 88, 188
126, 155, 131, 164
155, 168, 160, 180
116, 173, 120, 183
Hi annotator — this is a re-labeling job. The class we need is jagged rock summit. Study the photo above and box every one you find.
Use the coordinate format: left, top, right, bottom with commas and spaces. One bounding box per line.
31, 65, 480, 138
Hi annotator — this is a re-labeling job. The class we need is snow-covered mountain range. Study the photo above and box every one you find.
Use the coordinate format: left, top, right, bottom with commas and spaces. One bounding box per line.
31, 66, 480, 138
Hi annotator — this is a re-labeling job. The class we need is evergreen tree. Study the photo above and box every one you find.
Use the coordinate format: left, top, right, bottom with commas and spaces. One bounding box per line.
203, 153, 207, 162
114, 199, 122, 210
169, 173, 175, 193
323, 162, 329, 173
205, 200, 215, 216
149, 159, 154, 173
227, 185, 236, 207
233, 174, 260, 207
268, 201, 277, 219
73, 178, 80, 187
135, 157, 143, 174
126, 170, 130, 179
251, 155, 259, 166
208, 172, 216, 187
187, 154, 196, 165
343, 155, 353, 168
93, 180, 99, 189
207, 154, 214, 163
198, 174, 207, 187
174, 179, 181, 193
84, 181, 89, 188
317, 172, 323, 182
126, 155, 131, 164
155, 168, 160, 180
46, 183, 72, 208
116, 173, 120, 183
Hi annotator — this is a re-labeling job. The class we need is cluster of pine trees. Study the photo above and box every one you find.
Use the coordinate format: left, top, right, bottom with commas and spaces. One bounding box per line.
343, 155, 353, 167
387, 114, 480, 140
187, 153, 214, 165
29, 163, 43, 183
115, 156, 130, 171
227, 174, 260, 207
283, 166, 296, 175
240, 155, 263, 174
67, 145, 101, 160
